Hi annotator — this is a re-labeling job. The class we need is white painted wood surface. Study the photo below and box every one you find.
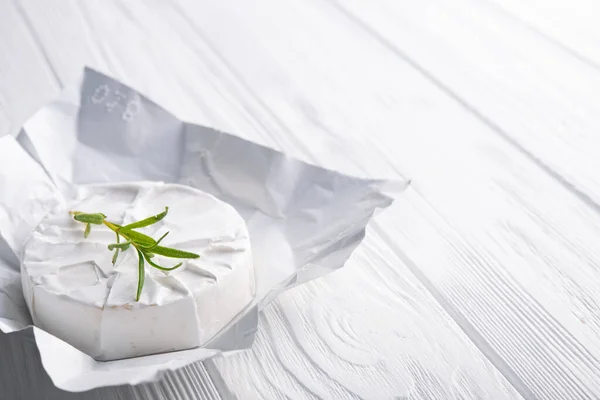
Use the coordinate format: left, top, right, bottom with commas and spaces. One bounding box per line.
1, 0, 598, 398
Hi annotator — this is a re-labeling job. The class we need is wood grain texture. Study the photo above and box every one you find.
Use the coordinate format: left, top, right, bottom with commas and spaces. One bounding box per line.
487, 0, 600, 69
329, 0, 600, 214
1, 0, 600, 399
0, 2, 59, 136
213, 234, 522, 399
159, 0, 600, 397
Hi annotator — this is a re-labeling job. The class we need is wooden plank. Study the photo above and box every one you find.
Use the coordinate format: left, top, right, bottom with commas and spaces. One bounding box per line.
213, 235, 522, 399
0, 2, 59, 137
156, 0, 600, 397
487, 0, 600, 69
325, 0, 600, 213
0, 0, 520, 398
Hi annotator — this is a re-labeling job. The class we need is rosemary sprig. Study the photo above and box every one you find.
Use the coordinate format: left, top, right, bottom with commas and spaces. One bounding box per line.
70, 207, 199, 301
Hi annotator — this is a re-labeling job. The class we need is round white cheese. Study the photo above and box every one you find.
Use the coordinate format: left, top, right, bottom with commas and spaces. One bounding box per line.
21, 182, 255, 361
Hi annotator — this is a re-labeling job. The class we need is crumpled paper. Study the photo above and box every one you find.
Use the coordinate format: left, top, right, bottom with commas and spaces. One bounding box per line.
0, 67, 407, 392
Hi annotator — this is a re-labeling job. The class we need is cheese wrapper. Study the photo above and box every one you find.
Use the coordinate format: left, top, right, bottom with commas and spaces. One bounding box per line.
0, 68, 406, 392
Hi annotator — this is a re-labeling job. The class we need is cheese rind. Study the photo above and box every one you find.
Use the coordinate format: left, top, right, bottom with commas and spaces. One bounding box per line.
21, 182, 255, 361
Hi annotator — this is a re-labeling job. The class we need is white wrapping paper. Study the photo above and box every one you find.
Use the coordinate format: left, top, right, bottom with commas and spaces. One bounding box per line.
0, 68, 407, 392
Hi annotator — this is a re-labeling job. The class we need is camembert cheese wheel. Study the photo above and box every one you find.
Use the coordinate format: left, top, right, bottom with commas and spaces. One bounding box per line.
21, 182, 255, 361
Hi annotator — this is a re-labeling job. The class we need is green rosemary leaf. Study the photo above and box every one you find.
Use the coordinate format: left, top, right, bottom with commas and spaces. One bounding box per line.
71, 207, 198, 301
154, 231, 169, 246
108, 241, 131, 251
136, 249, 145, 301
73, 212, 106, 225
119, 228, 157, 247
141, 251, 183, 271
103, 220, 122, 231
122, 207, 169, 230
111, 232, 120, 265
111, 249, 119, 265
150, 246, 200, 259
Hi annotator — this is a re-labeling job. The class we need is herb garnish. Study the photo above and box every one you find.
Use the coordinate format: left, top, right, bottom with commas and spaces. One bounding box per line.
70, 207, 199, 301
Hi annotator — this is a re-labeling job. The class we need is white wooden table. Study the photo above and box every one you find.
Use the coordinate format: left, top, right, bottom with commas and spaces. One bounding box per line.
2, 1, 600, 398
